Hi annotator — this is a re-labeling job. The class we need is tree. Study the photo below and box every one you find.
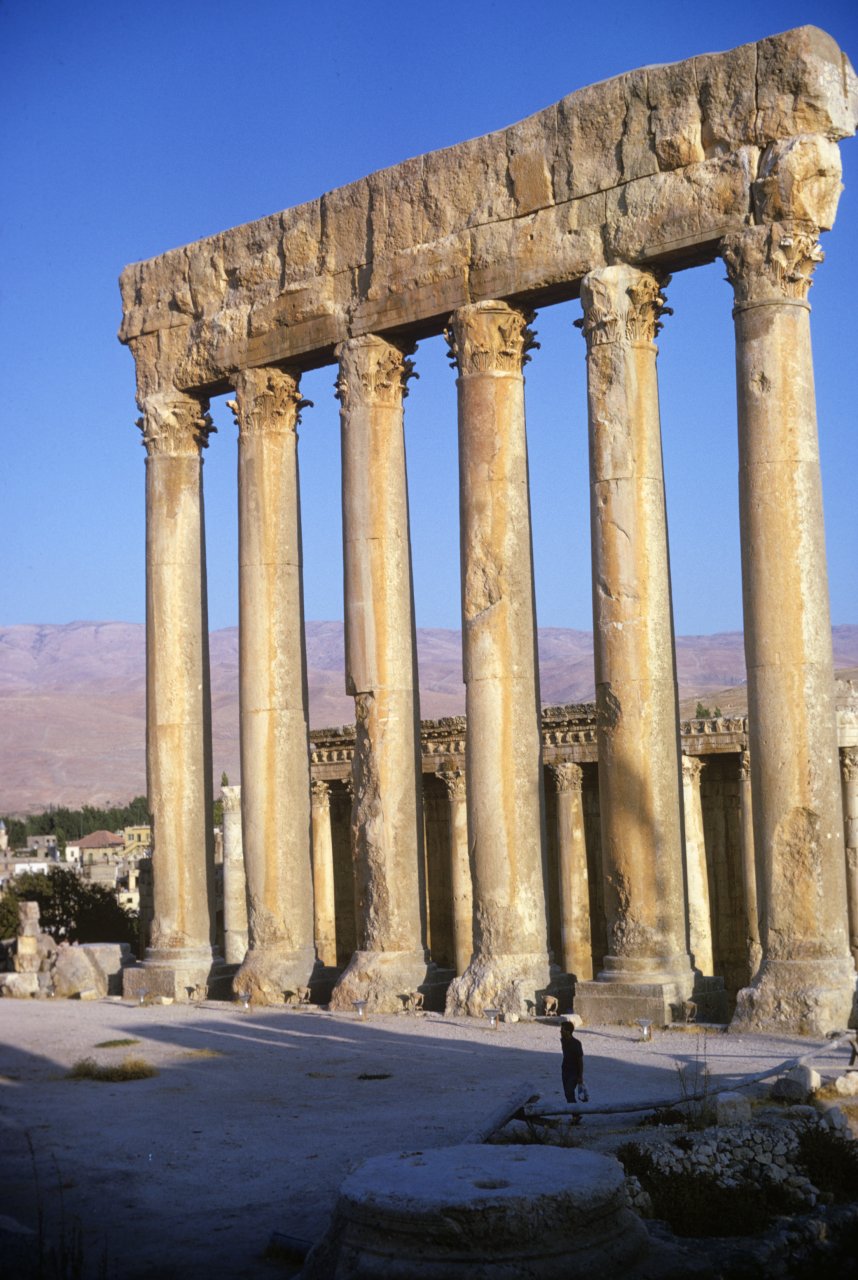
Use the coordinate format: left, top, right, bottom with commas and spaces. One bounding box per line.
0, 869, 138, 947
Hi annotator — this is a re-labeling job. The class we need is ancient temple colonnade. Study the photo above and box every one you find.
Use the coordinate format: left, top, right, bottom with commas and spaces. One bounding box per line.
120, 27, 857, 1032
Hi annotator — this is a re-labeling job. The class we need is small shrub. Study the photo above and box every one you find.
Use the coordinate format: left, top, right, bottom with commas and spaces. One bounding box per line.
180, 1048, 223, 1059
616, 1141, 655, 1180
357, 1072, 391, 1081
68, 1056, 156, 1082
639, 1106, 686, 1128
642, 1169, 791, 1237
94, 1038, 140, 1049
796, 1125, 858, 1202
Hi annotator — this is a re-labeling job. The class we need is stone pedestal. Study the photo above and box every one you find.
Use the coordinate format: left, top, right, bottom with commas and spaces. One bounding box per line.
221, 785, 248, 966
841, 749, 858, 970
437, 769, 473, 976
311, 779, 338, 968
573, 267, 694, 1026
444, 302, 552, 1018
548, 762, 592, 982
738, 750, 763, 979
682, 755, 714, 976
723, 221, 856, 1034
124, 391, 218, 1002
227, 368, 316, 1004
330, 336, 430, 1012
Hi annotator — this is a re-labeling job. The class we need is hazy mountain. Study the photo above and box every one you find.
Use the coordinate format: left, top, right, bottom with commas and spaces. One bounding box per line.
2, 621, 857, 813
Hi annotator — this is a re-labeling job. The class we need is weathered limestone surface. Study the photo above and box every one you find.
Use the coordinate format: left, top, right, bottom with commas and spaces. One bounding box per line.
220, 785, 248, 966
738, 750, 763, 979
444, 302, 552, 1018
842, 749, 858, 969
228, 368, 315, 1004
310, 779, 338, 968
548, 762, 592, 981
682, 755, 714, 976
329, 336, 429, 1012
437, 769, 473, 976
574, 267, 694, 1026
724, 212, 856, 1035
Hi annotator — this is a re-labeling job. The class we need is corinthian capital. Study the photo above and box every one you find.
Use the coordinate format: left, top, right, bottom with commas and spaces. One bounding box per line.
227, 366, 311, 437
137, 389, 214, 458
437, 769, 466, 801
721, 222, 824, 309
842, 748, 858, 785
221, 785, 242, 813
548, 761, 583, 793
445, 301, 538, 377
576, 266, 670, 351
681, 755, 704, 786
334, 335, 417, 412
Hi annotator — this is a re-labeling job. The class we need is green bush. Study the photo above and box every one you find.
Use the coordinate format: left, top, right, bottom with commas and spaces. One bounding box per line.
0, 869, 138, 947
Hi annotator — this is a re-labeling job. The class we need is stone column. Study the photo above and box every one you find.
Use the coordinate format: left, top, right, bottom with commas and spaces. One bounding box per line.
311, 779, 338, 968
227, 367, 316, 1003
330, 335, 429, 1012
444, 301, 551, 1018
681, 756, 714, 976
548, 763, 592, 982
573, 267, 694, 1026
738, 750, 762, 979
723, 215, 855, 1033
221, 785, 248, 966
124, 391, 218, 1001
437, 769, 472, 976
841, 749, 858, 970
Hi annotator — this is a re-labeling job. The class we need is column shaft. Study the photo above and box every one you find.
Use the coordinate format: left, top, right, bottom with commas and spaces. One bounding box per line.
228, 368, 315, 1003
221, 785, 248, 966
311, 780, 338, 968
682, 756, 713, 976
841, 749, 858, 969
574, 267, 694, 1025
738, 750, 762, 979
549, 763, 592, 981
444, 301, 551, 1017
723, 222, 855, 1033
330, 336, 429, 1011
438, 770, 473, 976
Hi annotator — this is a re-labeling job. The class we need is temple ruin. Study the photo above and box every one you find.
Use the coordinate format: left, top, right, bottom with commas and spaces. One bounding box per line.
119, 26, 858, 1033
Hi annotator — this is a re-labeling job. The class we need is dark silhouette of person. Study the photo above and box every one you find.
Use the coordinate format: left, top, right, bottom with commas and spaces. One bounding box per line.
560, 1019, 588, 1103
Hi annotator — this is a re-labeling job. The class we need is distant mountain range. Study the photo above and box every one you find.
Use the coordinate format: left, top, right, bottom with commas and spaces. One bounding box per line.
2, 621, 857, 814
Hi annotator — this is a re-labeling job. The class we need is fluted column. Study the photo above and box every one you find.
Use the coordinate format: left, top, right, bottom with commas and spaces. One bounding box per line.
226, 367, 316, 1003
437, 769, 472, 976
573, 267, 694, 1026
221, 784, 248, 966
311, 779, 338, 968
548, 763, 592, 981
841, 749, 858, 970
738, 750, 762, 979
723, 217, 855, 1033
682, 756, 713, 976
124, 391, 218, 1001
330, 335, 429, 1012
444, 301, 551, 1017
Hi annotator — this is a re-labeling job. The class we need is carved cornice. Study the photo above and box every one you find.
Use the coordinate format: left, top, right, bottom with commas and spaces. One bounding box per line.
310, 777, 331, 807
445, 301, 538, 377
226, 366, 311, 437
576, 266, 671, 351
437, 769, 466, 801
334, 336, 417, 412
137, 390, 214, 458
548, 761, 583, 793
721, 222, 823, 309
842, 748, 858, 784
681, 754, 704, 785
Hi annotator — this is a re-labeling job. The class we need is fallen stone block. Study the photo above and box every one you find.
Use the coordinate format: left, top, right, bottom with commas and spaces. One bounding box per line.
81, 943, 133, 996
833, 1073, 858, 1097
0, 973, 39, 998
52, 944, 107, 999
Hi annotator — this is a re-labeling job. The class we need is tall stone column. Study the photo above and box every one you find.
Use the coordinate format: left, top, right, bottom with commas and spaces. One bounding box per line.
573, 267, 694, 1026
681, 756, 714, 976
738, 750, 762, 979
124, 391, 218, 1001
437, 769, 472, 976
841, 750, 858, 970
723, 218, 855, 1033
221, 784, 248, 966
330, 335, 429, 1011
311, 779, 338, 968
228, 367, 316, 1003
444, 301, 551, 1017
548, 763, 592, 981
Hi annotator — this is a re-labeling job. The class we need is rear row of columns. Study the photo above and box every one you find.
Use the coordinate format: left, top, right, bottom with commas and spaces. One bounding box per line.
131, 224, 856, 1031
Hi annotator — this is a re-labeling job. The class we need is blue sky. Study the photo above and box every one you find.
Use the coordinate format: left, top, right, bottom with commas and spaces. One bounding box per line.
2, 0, 856, 636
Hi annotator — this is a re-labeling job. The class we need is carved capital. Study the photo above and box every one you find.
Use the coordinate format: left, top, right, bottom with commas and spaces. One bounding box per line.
721, 222, 823, 309
681, 755, 704, 786
137, 390, 214, 458
842, 748, 858, 785
437, 769, 466, 801
221, 785, 242, 814
334, 335, 417, 412
548, 761, 583, 793
738, 750, 752, 783
576, 266, 671, 351
310, 777, 331, 808
445, 301, 538, 376
227, 366, 310, 437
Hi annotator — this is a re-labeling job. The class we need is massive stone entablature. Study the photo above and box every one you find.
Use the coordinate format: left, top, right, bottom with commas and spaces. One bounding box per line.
120, 27, 858, 1032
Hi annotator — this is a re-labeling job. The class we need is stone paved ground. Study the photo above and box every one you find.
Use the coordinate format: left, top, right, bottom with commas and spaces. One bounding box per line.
0, 998, 853, 1279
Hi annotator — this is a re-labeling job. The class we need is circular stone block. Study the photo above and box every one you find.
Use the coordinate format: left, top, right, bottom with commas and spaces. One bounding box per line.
301, 1144, 648, 1278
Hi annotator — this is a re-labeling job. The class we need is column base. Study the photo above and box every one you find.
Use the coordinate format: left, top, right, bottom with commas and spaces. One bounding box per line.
122, 947, 218, 1002
329, 949, 432, 1014
730, 957, 857, 1035
445, 951, 553, 1018
573, 953, 695, 1026
232, 945, 317, 1006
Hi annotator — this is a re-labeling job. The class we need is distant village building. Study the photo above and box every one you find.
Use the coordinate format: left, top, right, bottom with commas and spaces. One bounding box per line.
24, 835, 58, 858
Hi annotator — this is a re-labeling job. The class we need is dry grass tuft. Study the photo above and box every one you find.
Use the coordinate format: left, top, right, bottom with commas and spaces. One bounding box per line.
180, 1048, 224, 1059
94, 1038, 140, 1049
68, 1056, 157, 1082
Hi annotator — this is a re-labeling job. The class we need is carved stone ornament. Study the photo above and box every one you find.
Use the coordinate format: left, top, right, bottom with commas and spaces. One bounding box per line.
738, 749, 751, 783
547, 761, 583, 793
310, 777, 331, 807
226, 366, 311, 436
842, 748, 858, 785
437, 769, 466, 801
445, 301, 539, 377
681, 754, 704, 785
221, 785, 242, 814
576, 266, 671, 351
334, 335, 417, 411
721, 221, 824, 308
137, 390, 215, 458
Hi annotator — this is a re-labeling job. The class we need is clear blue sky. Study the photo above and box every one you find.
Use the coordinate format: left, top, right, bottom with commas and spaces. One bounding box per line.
2, 0, 856, 636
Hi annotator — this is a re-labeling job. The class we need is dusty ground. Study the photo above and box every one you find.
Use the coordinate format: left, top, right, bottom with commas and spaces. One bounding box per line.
0, 999, 853, 1279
